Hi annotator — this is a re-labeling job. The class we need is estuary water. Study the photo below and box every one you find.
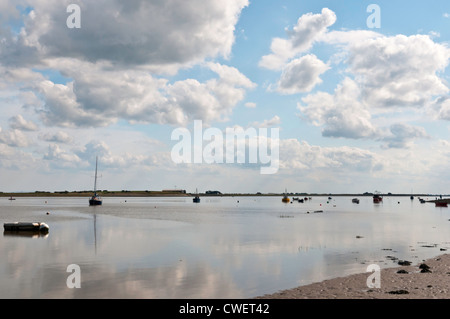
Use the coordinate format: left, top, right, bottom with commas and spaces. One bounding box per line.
1, 195, 450, 299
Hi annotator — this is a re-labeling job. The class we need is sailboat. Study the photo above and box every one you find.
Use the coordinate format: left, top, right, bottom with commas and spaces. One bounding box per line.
89, 156, 102, 206
193, 188, 200, 203
282, 188, 290, 203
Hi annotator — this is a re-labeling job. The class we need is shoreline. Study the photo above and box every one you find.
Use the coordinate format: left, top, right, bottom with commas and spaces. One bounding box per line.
256, 253, 450, 299
1, 192, 449, 199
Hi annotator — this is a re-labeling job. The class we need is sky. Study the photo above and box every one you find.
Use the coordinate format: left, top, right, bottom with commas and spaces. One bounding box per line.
1, 0, 450, 194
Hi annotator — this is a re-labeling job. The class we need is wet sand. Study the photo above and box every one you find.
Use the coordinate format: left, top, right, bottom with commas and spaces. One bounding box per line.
257, 254, 450, 299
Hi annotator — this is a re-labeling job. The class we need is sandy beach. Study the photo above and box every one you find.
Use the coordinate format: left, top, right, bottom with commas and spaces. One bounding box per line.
257, 254, 450, 299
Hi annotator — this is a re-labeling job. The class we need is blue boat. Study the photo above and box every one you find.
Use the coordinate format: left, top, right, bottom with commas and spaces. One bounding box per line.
193, 188, 200, 203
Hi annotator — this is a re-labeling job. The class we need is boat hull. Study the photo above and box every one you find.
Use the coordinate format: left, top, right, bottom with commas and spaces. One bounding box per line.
4, 222, 49, 233
373, 195, 383, 203
89, 198, 102, 206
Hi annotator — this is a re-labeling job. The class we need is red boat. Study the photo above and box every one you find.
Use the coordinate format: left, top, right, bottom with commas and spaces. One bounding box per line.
373, 195, 383, 203
435, 201, 448, 207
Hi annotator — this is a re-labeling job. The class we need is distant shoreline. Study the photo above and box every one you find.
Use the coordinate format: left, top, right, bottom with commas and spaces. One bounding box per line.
0, 191, 449, 199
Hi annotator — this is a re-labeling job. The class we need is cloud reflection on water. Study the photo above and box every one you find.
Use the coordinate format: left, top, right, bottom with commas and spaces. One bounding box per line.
1, 196, 450, 298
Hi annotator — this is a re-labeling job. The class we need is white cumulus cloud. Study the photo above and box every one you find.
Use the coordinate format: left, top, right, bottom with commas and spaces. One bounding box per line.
259, 8, 336, 70
277, 54, 329, 94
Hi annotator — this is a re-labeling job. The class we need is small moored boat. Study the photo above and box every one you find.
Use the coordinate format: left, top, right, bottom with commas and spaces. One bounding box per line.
435, 200, 448, 207
193, 188, 200, 203
89, 156, 102, 206
373, 194, 383, 203
282, 189, 290, 203
352, 198, 360, 204
4, 222, 49, 233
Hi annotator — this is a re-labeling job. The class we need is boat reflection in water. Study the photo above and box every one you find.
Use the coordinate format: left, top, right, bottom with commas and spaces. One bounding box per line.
3, 230, 49, 238
435, 200, 448, 207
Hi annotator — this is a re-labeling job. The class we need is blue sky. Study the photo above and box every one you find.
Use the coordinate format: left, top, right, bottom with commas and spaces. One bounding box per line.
0, 0, 450, 194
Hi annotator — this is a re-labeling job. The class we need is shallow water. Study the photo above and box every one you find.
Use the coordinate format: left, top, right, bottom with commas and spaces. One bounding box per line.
1, 195, 449, 298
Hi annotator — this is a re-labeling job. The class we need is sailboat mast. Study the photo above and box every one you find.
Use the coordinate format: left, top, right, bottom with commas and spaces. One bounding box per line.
89, 156, 102, 206
94, 156, 98, 195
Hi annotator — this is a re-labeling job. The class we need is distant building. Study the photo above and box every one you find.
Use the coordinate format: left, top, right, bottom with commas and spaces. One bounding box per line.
162, 189, 186, 194
206, 190, 222, 195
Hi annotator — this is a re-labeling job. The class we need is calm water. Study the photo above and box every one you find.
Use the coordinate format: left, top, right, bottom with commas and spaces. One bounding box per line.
1, 195, 450, 298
